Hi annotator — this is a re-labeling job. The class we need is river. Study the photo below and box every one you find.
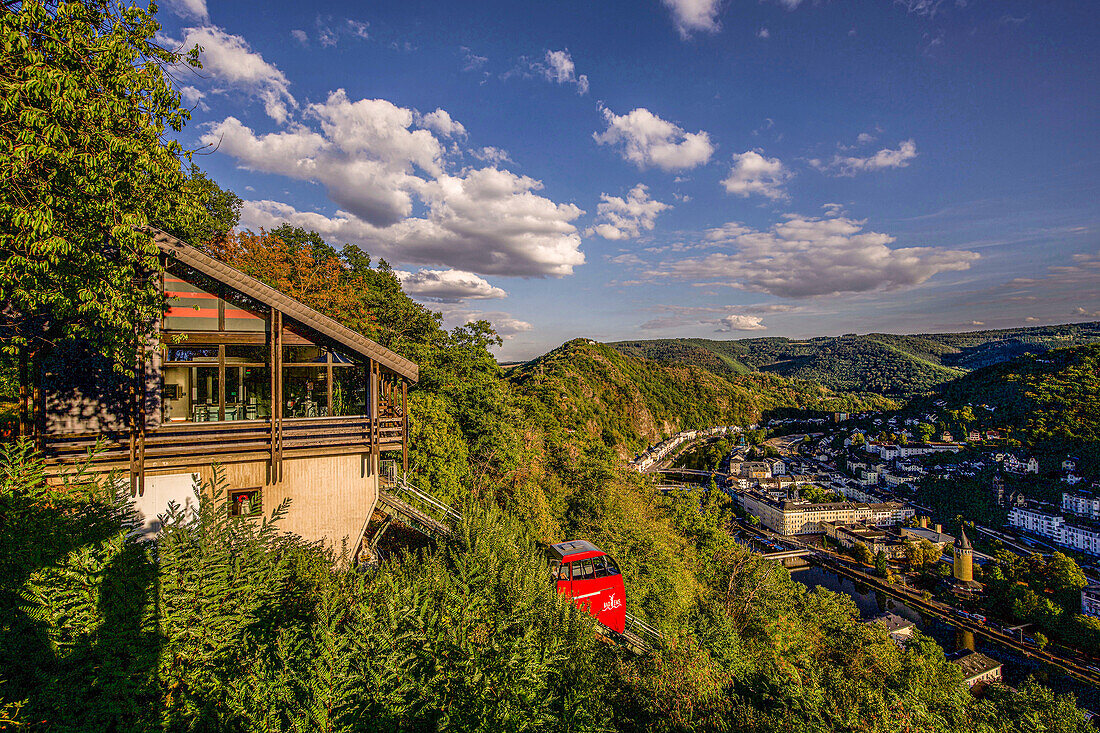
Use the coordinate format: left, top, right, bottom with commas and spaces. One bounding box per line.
791, 564, 1100, 709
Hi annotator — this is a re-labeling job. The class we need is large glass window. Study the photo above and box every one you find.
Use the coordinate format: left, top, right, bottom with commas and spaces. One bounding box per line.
332, 366, 366, 416
284, 366, 328, 417
163, 344, 268, 422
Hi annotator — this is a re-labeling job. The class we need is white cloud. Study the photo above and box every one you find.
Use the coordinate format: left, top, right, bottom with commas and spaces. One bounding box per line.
472, 146, 512, 165
1073, 307, 1100, 319
637, 303, 791, 331
895, 0, 946, 17
594, 106, 714, 172
434, 306, 533, 339
757, 27, 770, 39
207, 89, 584, 277
290, 29, 308, 45
539, 50, 589, 95
651, 215, 978, 298
167, 0, 208, 21
813, 139, 918, 176
178, 85, 206, 107
721, 150, 790, 200
460, 47, 488, 71
773, 0, 804, 8
970, 320, 985, 326
394, 269, 507, 302
662, 0, 722, 38
162, 26, 296, 122
587, 184, 671, 240
419, 109, 466, 138
714, 315, 766, 332
856, 131, 877, 144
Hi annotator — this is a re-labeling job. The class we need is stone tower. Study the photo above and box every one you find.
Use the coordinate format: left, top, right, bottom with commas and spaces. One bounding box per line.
954, 526, 974, 583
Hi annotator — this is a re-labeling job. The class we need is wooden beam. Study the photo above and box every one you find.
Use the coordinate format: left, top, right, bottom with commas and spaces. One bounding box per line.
18, 347, 28, 440
402, 380, 408, 475
269, 305, 277, 479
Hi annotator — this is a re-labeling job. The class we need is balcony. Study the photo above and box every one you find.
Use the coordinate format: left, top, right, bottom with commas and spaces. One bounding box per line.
43, 415, 406, 469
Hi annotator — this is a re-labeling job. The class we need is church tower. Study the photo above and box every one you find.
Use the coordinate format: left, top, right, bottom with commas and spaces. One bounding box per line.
953, 526, 974, 583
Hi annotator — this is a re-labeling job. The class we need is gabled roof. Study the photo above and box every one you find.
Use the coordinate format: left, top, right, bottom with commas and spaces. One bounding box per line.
148, 228, 418, 382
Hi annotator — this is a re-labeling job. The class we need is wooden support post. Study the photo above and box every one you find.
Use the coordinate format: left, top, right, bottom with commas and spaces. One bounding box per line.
17, 348, 28, 440
31, 351, 43, 453
369, 360, 379, 476
269, 306, 277, 480
136, 342, 146, 497
274, 310, 283, 482
402, 380, 408, 475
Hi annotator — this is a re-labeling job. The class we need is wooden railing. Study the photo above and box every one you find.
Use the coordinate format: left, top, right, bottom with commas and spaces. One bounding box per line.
42, 414, 405, 465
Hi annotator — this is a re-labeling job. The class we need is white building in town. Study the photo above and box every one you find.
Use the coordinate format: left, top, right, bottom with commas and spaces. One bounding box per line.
1063, 491, 1100, 522
1007, 506, 1063, 539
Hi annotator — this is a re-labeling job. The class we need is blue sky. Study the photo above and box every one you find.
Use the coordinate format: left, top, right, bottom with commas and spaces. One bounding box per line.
158, 0, 1099, 360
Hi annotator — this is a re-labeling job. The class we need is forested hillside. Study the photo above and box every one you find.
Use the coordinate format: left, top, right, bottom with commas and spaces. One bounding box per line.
508, 338, 893, 456
612, 322, 1100, 396
908, 344, 1100, 467
0, 2, 1093, 728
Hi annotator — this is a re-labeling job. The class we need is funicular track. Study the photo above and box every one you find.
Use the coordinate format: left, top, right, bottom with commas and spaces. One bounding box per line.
367, 464, 663, 654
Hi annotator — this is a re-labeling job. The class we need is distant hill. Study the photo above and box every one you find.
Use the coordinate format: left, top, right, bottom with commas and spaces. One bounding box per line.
610, 322, 1100, 396
910, 343, 1100, 457
507, 339, 894, 457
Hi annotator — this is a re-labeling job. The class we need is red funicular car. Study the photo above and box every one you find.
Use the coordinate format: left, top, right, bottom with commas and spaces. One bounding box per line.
547, 540, 626, 634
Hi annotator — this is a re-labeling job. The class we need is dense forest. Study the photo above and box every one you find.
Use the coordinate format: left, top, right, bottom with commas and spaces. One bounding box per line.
907, 344, 1100, 472
0, 1, 1095, 730
611, 323, 1100, 396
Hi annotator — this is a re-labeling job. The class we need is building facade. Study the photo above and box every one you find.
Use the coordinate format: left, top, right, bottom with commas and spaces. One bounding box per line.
33, 230, 417, 558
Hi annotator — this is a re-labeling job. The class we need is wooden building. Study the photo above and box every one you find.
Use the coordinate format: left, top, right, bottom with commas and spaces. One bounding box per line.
33, 229, 417, 554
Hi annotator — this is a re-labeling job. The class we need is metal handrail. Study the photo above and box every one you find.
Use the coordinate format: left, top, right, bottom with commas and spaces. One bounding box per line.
624, 612, 662, 641
391, 474, 462, 523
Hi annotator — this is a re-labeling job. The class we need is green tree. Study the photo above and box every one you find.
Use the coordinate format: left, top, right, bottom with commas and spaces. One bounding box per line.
875, 549, 889, 578
173, 164, 242, 246
0, 0, 206, 363
852, 540, 873, 565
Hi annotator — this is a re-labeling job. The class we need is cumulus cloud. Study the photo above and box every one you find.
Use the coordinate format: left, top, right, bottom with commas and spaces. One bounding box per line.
662, 0, 722, 37
721, 150, 790, 200
714, 314, 766, 332
394, 269, 507, 302
166, 0, 208, 21
594, 106, 714, 172
757, 27, 770, 39
1073, 307, 1100, 319
434, 306, 533, 339
637, 304, 791, 331
812, 139, 918, 176
162, 26, 296, 122
651, 215, 978, 298
471, 146, 512, 165
290, 29, 309, 45
178, 85, 206, 107
587, 184, 671, 240
419, 109, 466, 138
204, 88, 583, 277
538, 50, 589, 95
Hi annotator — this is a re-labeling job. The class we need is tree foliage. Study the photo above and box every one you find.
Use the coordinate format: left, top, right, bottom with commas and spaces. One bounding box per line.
0, 0, 207, 361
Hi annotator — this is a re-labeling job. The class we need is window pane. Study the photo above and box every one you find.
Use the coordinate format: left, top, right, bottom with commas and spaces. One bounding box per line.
166, 346, 218, 363
191, 366, 219, 421
284, 345, 323, 363
162, 366, 191, 422
241, 367, 271, 419
229, 488, 262, 517
284, 366, 328, 417
225, 345, 267, 363
332, 366, 366, 416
